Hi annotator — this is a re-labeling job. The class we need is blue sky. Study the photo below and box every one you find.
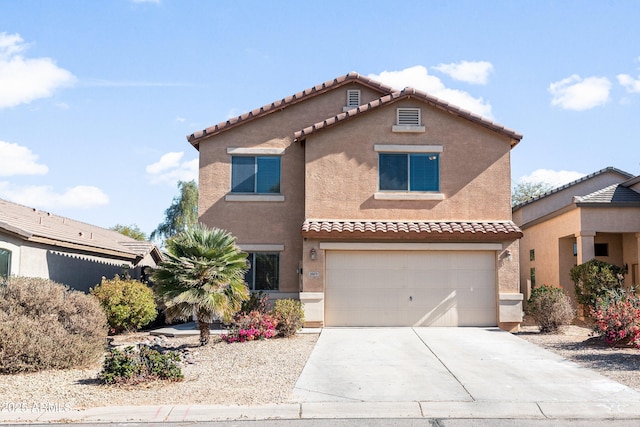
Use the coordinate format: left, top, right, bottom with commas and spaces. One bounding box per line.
1, 0, 639, 236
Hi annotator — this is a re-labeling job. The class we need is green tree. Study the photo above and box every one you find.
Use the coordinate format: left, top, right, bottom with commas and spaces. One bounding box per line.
512, 181, 553, 206
151, 180, 198, 243
152, 224, 250, 345
111, 224, 147, 241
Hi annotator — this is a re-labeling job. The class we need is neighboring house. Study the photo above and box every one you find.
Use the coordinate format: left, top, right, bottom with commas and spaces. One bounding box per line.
512, 167, 640, 304
188, 72, 524, 330
0, 198, 162, 292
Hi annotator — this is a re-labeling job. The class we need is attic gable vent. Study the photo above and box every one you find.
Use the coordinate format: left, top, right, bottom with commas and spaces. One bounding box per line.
397, 108, 421, 125
343, 89, 361, 111
393, 107, 425, 133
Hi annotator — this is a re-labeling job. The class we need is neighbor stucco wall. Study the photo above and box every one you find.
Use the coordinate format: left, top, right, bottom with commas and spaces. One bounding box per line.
197, 82, 387, 294
304, 98, 514, 221
0, 232, 131, 292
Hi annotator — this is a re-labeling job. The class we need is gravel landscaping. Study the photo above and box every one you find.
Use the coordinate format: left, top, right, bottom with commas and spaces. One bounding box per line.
0, 332, 318, 410
516, 324, 640, 391
2, 325, 639, 411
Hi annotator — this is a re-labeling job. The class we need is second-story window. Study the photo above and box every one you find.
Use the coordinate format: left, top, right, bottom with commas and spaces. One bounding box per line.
231, 156, 281, 193
379, 153, 439, 192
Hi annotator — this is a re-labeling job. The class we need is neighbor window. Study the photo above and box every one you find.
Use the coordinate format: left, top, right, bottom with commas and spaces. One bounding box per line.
530, 267, 536, 288
595, 243, 609, 257
245, 252, 279, 291
379, 153, 439, 191
529, 249, 535, 261
231, 156, 281, 194
0, 249, 10, 278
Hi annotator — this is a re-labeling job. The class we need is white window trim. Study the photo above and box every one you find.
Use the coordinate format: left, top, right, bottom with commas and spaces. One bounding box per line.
238, 244, 285, 252
227, 147, 285, 155
319, 242, 502, 251
392, 125, 426, 133
374, 192, 444, 201
225, 194, 285, 202
375, 144, 443, 153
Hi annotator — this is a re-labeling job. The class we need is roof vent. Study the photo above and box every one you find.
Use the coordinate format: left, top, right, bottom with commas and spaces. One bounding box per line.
397, 107, 421, 126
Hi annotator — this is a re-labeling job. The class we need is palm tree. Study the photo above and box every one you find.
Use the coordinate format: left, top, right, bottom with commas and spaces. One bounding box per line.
152, 224, 250, 345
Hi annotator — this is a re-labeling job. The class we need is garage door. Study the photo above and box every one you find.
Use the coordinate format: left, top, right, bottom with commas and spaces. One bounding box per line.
325, 250, 496, 327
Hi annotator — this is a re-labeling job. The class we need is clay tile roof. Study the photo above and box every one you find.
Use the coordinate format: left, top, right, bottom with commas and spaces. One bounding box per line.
301, 220, 523, 241
294, 87, 523, 146
0, 198, 161, 262
187, 72, 395, 149
573, 184, 640, 206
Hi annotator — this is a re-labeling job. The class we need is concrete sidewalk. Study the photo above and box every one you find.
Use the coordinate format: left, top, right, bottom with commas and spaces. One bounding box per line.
3, 400, 640, 423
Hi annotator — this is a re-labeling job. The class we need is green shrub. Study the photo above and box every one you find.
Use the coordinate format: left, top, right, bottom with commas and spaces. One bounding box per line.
526, 285, 575, 333
272, 299, 305, 337
0, 276, 107, 373
570, 259, 625, 310
91, 275, 157, 334
99, 345, 183, 385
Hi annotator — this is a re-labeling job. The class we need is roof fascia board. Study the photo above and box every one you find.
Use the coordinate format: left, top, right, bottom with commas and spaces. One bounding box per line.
28, 236, 138, 261
294, 88, 522, 145
187, 73, 394, 149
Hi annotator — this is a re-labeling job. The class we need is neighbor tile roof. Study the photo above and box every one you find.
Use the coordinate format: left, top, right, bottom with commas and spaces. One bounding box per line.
302, 220, 523, 240
574, 184, 640, 205
0, 198, 161, 262
512, 167, 636, 211
187, 72, 395, 148
294, 88, 523, 146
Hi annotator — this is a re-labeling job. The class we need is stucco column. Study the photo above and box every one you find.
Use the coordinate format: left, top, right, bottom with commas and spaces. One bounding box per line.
575, 231, 596, 265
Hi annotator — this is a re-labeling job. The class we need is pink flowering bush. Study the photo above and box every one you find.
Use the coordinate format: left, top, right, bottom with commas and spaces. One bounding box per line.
221, 310, 278, 343
590, 289, 640, 348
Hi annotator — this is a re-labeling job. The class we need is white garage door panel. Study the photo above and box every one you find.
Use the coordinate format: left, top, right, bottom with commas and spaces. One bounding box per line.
325, 250, 496, 327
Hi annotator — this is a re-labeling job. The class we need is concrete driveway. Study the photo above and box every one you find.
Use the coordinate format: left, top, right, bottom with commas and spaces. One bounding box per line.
293, 327, 640, 405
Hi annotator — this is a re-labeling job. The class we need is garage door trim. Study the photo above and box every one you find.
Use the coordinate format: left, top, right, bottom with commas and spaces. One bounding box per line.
320, 242, 502, 251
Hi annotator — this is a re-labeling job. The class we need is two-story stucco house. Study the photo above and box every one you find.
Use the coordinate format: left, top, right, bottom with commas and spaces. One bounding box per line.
188, 72, 524, 330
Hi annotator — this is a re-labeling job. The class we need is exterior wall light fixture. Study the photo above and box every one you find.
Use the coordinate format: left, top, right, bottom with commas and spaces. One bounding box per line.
310, 248, 317, 260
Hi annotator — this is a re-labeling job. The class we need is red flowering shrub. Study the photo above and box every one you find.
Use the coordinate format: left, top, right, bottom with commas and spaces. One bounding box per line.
591, 289, 640, 347
221, 310, 278, 343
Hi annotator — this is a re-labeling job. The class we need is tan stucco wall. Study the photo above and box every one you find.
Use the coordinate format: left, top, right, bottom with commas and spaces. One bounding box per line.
197, 83, 386, 293
304, 99, 514, 220
518, 208, 581, 298
518, 204, 640, 304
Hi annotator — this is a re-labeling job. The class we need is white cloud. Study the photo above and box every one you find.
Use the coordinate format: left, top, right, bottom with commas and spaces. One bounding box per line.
146, 152, 198, 185
617, 74, 640, 93
368, 65, 493, 118
0, 32, 76, 109
0, 182, 109, 209
0, 140, 49, 176
432, 60, 494, 85
519, 169, 586, 188
548, 74, 611, 111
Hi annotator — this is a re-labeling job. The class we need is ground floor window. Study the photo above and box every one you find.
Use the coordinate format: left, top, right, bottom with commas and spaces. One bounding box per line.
245, 252, 279, 291
0, 249, 10, 278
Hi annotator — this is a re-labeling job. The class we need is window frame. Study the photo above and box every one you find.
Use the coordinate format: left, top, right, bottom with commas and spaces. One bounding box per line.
374, 145, 444, 200
0, 248, 11, 278
378, 153, 440, 192
244, 252, 280, 291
